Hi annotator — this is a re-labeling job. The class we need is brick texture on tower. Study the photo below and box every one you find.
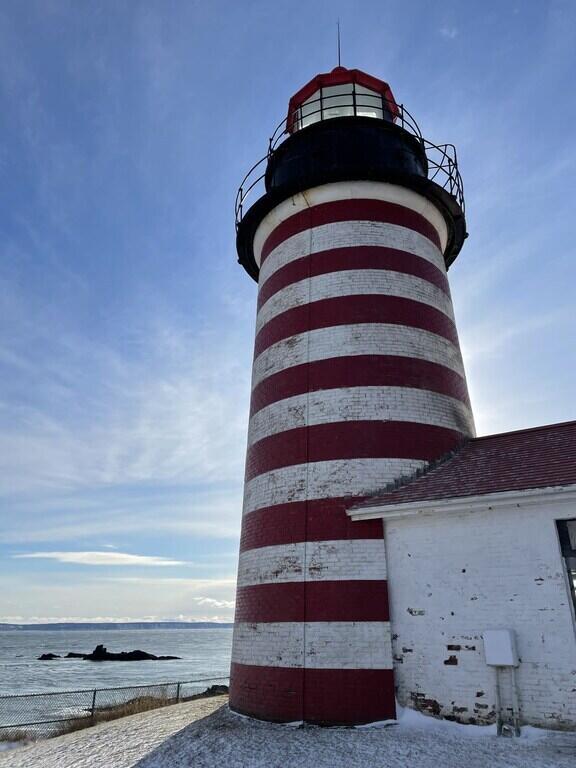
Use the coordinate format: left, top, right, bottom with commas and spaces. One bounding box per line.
230, 180, 475, 724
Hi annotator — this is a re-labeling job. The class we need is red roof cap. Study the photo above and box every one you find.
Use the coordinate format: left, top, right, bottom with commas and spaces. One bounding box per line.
286, 66, 398, 132
352, 420, 576, 510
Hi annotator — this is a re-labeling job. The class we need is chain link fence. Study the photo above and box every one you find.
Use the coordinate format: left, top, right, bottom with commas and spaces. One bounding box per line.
0, 676, 229, 740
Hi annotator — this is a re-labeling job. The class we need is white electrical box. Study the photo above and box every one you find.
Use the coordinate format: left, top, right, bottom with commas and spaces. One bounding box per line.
483, 629, 519, 667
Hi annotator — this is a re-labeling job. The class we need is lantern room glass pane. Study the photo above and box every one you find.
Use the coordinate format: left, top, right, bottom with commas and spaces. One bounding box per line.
299, 89, 322, 129
322, 84, 354, 120
355, 84, 384, 119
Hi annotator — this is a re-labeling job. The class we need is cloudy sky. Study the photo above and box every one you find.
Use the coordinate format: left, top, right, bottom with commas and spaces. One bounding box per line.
1, 0, 575, 623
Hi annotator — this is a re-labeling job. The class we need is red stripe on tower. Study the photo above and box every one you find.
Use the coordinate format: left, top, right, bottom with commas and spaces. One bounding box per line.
239, 497, 384, 552
245, 421, 463, 481
259, 198, 442, 263
235, 581, 390, 623
257, 246, 451, 309
253, 294, 460, 357
250, 356, 471, 416
230, 664, 396, 725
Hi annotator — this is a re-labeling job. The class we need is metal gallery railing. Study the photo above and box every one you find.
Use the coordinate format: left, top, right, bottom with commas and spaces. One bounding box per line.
235, 90, 465, 228
0, 675, 229, 740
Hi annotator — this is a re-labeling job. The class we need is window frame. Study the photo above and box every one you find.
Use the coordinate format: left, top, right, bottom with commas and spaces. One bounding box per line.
556, 518, 576, 629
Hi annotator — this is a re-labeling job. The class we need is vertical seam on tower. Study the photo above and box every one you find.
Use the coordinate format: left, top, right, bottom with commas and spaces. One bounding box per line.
302, 191, 313, 721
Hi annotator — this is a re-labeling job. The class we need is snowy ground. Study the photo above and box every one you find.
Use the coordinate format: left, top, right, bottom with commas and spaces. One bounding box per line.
136, 706, 576, 768
2, 697, 575, 768
0, 696, 226, 768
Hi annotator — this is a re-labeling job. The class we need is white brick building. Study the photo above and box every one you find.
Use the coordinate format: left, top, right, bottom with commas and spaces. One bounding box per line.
349, 421, 576, 730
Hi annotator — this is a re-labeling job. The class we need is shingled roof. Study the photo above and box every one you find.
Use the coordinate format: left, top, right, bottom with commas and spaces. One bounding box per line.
352, 420, 576, 511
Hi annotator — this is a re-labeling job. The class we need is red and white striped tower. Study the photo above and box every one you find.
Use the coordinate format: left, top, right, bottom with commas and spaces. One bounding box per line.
230, 67, 474, 725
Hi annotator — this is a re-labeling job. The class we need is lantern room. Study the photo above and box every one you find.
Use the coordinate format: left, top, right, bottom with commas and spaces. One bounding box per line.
287, 66, 398, 132
235, 66, 468, 281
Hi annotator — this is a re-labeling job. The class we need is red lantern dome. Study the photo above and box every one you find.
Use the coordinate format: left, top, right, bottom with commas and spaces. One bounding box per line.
286, 66, 398, 132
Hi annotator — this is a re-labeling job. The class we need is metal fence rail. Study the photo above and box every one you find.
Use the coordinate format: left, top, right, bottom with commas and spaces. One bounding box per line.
0, 676, 229, 740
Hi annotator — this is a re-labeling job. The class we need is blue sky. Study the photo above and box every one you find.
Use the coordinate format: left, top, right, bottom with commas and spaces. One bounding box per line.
1, 0, 575, 622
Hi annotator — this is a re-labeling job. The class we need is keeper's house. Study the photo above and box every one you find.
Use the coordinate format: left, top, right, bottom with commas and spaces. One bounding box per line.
349, 420, 576, 730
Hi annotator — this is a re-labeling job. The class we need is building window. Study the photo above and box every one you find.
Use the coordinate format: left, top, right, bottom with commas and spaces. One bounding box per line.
557, 519, 576, 616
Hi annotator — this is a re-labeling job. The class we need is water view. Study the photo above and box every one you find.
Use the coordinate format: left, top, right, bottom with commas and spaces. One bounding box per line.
0, 628, 233, 696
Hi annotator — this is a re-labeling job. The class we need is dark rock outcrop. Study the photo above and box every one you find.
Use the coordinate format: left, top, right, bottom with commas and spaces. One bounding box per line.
204, 684, 229, 696
85, 644, 180, 662
38, 644, 181, 661
182, 684, 230, 702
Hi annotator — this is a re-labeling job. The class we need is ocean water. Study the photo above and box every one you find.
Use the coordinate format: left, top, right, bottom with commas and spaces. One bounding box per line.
0, 629, 233, 696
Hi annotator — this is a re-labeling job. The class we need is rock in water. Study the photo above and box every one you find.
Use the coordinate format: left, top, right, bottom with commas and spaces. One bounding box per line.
84, 644, 180, 661
38, 644, 181, 661
88, 644, 108, 661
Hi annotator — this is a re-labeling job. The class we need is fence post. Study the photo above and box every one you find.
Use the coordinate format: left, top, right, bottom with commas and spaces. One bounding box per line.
90, 689, 97, 720
176, 683, 181, 702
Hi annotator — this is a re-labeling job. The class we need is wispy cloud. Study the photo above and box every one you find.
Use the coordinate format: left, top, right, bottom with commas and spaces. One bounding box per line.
12, 550, 188, 566
192, 597, 235, 609
0, 479, 243, 545
0, 292, 250, 546
439, 26, 459, 39
0, 314, 250, 496
1, 573, 237, 623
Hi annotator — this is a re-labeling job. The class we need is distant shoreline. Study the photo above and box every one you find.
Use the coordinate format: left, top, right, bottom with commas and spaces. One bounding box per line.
0, 622, 233, 631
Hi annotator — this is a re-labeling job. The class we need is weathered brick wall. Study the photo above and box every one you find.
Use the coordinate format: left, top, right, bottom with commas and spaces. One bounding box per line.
231, 180, 475, 724
386, 502, 576, 728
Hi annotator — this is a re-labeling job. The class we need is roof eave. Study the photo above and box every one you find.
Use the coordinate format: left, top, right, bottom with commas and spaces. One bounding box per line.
347, 483, 576, 522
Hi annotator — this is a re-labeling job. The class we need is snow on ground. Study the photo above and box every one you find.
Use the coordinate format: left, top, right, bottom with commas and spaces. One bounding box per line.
0, 696, 226, 768
135, 706, 576, 768
2, 696, 575, 768
0, 742, 24, 752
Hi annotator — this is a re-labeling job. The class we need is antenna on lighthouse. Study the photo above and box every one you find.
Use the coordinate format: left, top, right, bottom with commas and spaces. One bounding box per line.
337, 20, 342, 67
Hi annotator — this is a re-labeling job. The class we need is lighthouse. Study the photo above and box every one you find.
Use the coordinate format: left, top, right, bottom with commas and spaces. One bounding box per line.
230, 66, 475, 725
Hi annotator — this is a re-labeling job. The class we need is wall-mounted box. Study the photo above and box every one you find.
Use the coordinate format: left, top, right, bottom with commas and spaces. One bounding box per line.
483, 629, 519, 667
